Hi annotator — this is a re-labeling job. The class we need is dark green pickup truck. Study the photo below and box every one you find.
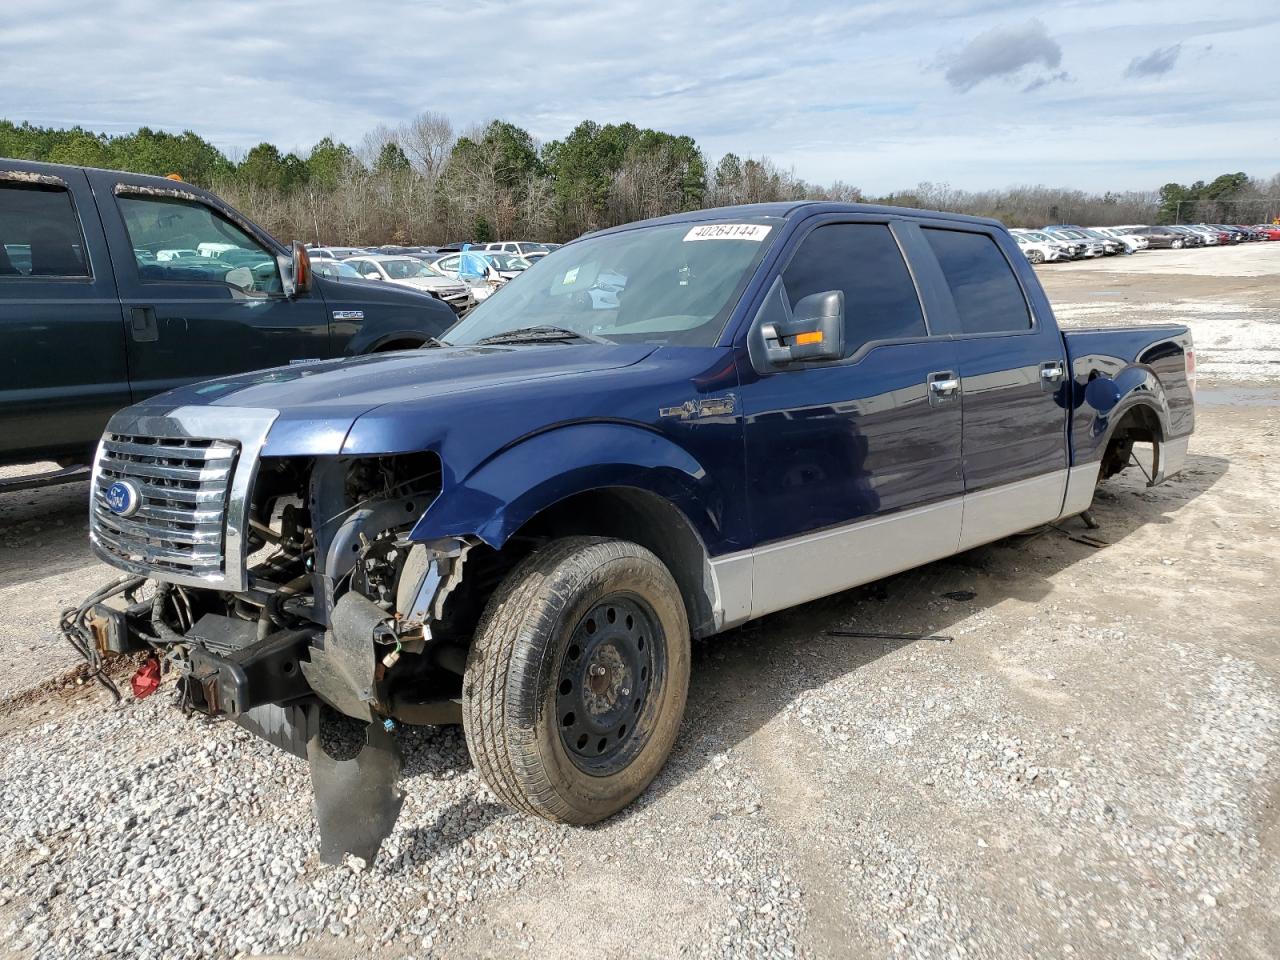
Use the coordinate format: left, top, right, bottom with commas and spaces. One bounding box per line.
0, 160, 455, 474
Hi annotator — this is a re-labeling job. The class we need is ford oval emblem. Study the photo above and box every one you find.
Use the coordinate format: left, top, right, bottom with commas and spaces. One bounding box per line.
105, 479, 141, 518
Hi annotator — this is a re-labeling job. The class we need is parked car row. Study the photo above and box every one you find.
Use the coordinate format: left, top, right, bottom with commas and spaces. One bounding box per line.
1012, 221, 1278, 264
1120, 223, 1278, 248
304, 240, 554, 313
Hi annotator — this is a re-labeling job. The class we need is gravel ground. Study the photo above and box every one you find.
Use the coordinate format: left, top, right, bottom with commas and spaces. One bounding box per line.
0, 244, 1277, 959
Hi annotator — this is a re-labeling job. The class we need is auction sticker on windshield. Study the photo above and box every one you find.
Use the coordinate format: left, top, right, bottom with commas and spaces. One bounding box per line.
683, 224, 772, 242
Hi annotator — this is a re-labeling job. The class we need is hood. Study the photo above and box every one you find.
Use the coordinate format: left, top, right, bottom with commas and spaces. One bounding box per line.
132, 343, 658, 456
312, 273, 439, 306
390, 276, 462, 293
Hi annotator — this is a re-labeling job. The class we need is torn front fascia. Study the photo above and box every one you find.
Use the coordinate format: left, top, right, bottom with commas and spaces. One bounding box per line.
85, 532, 474, 866
301, 536, 474, 723
303, 537, 472, 865
308, 720, 405, 866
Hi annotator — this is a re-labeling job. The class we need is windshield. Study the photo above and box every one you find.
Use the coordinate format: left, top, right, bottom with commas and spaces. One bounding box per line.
486, 253, 531, 271
315, 261, 361, 279
380, 258, 433, 280
1023, 231, 1053, 242
443, 219, 779, 347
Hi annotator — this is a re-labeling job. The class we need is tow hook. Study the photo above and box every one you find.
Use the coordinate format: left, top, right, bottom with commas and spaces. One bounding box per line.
131, 656, 161, 699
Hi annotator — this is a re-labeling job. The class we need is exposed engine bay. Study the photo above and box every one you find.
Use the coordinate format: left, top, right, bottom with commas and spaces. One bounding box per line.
70, 450, 482, 864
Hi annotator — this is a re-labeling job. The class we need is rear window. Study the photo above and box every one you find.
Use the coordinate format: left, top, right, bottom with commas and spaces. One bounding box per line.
0, 182, 90, 278
923, 228, 1030, 335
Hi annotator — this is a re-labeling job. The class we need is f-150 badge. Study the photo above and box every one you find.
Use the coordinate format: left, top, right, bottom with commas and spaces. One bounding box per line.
659, 395, 736, 420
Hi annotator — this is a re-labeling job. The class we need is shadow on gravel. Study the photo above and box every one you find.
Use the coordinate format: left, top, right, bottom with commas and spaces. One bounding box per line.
392, 796, 510, 872
0, 480, 95, 581
617, 452, 1228, 819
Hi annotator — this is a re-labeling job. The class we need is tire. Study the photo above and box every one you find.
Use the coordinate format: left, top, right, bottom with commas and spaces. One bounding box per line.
1028, 249, 1045, 264
1172, 239, 1183, 249
462, 536, 691, 824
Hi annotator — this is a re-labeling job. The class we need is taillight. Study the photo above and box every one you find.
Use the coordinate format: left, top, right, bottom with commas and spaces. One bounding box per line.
1186, 347, 1196, 396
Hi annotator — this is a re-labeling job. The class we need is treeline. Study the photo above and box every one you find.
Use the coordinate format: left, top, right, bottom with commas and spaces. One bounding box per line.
2, 117, 1275, 244
1156, 172, 1280, 225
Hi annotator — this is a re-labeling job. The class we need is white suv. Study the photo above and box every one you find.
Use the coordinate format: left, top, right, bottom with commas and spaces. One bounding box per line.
482, 241, 554, 259
1011, 230, 1073, 263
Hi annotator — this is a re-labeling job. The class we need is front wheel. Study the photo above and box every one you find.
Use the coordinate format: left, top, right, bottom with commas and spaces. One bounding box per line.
1172, 239, 1183, 249
463, 537, 691, 824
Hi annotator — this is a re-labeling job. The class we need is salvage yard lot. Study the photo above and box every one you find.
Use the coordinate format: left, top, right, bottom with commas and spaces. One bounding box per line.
1, 243, 1278, 960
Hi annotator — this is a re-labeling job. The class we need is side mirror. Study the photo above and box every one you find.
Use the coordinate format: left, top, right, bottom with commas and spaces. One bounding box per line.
282, 241, 312, 298
365, 272, 382, 280
761, 290, 845, 364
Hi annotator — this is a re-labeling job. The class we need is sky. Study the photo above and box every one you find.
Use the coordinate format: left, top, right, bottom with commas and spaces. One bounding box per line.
3, 0, 1278, 193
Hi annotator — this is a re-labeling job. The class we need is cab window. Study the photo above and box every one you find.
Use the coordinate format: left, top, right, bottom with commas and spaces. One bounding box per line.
116, 194, 282, 296
922, 228, 1031, 334
0, 182, 90, 279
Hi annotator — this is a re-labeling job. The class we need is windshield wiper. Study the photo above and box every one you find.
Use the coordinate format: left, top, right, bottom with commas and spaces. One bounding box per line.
476, 325, 610, 345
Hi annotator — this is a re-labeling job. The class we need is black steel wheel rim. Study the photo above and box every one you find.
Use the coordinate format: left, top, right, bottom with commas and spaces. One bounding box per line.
556, 593, 664, 776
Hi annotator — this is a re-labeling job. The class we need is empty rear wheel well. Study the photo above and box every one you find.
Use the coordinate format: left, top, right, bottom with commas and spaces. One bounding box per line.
1100, 404, 1163, 480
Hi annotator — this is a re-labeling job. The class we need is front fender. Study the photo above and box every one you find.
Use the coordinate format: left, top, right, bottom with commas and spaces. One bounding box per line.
408, 422, 714, 548
344, 311, 454, 354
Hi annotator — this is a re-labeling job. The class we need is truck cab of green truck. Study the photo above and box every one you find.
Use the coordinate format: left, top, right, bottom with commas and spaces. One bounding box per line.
0, 159, 456, 473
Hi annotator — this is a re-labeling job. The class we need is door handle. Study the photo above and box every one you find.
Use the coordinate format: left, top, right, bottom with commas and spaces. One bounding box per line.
130, 306, 158, 343
927, 370, 960, 406
1040, 361, 1065, 384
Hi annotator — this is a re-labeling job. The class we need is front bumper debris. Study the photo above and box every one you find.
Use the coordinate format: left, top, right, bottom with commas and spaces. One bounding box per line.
309, 721, 405, 865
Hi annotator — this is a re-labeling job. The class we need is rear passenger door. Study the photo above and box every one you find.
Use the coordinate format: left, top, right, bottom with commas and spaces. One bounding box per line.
913, 224, 1069, 549
0, 165, 129, 464
737, 217, 964, 619
90, 170, 331, 399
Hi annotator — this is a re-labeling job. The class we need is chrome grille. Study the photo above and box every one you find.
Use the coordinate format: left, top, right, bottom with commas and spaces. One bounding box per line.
92, 433, 239, 581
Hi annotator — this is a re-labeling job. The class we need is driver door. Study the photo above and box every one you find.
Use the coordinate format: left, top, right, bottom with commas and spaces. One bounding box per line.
91, 169, 330, 399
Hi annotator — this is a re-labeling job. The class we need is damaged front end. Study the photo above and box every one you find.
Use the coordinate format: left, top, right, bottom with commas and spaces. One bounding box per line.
80, 410, 475, 864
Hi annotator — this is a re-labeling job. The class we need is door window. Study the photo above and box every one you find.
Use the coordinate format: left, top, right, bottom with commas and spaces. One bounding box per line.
781, 223, 926, 356
0, 182, 90, 278
922, 228, 1031, 334
437, 254, 488, 279
116, 194, 282, 296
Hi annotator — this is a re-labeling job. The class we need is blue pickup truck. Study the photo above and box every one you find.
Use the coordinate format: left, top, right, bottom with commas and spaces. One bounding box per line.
75, 202, 1194, 862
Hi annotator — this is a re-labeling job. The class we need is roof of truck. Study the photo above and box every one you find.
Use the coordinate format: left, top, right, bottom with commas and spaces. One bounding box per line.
585, 201, 1004, 241
0, 157, 210, 189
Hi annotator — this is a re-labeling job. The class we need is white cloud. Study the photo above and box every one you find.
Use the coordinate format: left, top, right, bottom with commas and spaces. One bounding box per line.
940, 19, 1063, 92
1125, 44, 1182, 77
